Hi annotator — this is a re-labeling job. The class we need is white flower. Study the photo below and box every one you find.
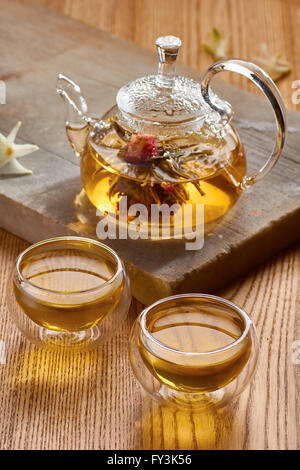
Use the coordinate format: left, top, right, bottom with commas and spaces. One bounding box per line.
0, 121, 39, 175
202, 28, 229, 61
253, 44, 292, 82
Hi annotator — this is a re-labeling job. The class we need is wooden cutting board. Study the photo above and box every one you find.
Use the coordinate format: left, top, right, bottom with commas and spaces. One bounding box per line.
0, 0, 300, 305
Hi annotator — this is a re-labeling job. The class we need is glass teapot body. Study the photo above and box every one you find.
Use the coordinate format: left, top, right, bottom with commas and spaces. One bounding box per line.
67, 106, 246, 236
57, 36, 286, 240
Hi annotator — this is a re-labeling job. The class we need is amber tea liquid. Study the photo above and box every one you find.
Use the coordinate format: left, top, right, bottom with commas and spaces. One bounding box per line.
138, 302, 251, 393
14, 240, 122, 332
71, 120, 247, 233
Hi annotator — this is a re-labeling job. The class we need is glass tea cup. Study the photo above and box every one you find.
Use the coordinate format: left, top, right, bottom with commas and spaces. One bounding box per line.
7, 236, 131, 349
129, 294, 258, 410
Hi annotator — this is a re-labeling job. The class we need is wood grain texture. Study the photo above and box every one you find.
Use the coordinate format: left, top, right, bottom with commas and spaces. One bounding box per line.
37, 0, 300, 112
0, 227, 299, 450
0, 0, 299, 450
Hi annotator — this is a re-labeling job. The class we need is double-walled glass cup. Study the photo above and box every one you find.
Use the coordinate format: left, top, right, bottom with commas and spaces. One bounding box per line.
7, 237, 131, 349
129, 294, 258, 410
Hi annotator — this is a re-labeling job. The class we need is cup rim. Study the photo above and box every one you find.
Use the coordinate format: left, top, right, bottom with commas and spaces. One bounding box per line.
16, 236, 123, 295
140, 293, 252, 356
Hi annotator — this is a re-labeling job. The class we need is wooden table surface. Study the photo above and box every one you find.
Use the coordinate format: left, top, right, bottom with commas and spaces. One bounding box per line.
0, 0, 299, 450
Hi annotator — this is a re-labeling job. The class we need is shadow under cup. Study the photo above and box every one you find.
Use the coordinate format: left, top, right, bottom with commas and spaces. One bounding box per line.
7, 237, 131, 349
129, 294, 258, 410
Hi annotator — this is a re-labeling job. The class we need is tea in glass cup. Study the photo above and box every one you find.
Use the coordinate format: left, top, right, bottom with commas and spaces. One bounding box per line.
7, 237, 131, 348
129, 294, 258, 409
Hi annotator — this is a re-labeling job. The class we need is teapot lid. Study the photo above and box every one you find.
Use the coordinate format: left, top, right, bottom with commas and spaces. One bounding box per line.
116, 36, 209, 128
88, 37, 236, 186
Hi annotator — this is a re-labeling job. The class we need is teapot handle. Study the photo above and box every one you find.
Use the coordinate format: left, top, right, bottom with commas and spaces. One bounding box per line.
200, 59, 286, 189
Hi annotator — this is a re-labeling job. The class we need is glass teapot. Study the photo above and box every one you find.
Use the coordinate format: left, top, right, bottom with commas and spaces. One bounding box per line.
56, 36, 286, 239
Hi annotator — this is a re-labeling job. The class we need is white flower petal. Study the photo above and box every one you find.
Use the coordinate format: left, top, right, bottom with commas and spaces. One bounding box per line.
0, 143, 8, 165
202, 28, 229, 60
7, 121, 21, 146
253, 44, 292, 81
0, 156, 10, 168
12, 143, 39, 158
0, 122, 38, 176
0, 133, 7, 144
0, 158, 32, 175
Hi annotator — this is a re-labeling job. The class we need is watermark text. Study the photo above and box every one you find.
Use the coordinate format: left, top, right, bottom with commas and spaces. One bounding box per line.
291, 340, 300, 365
96, 197, 204, 250
0, 340, 6, 365
0, 80, 6, 104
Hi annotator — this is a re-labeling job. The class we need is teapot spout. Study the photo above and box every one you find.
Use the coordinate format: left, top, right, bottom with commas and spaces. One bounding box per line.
56, 74, 88, 127
56, 74, 90, 157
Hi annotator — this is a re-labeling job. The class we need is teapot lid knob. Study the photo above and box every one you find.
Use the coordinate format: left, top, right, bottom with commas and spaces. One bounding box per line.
155, 36, 182, 87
